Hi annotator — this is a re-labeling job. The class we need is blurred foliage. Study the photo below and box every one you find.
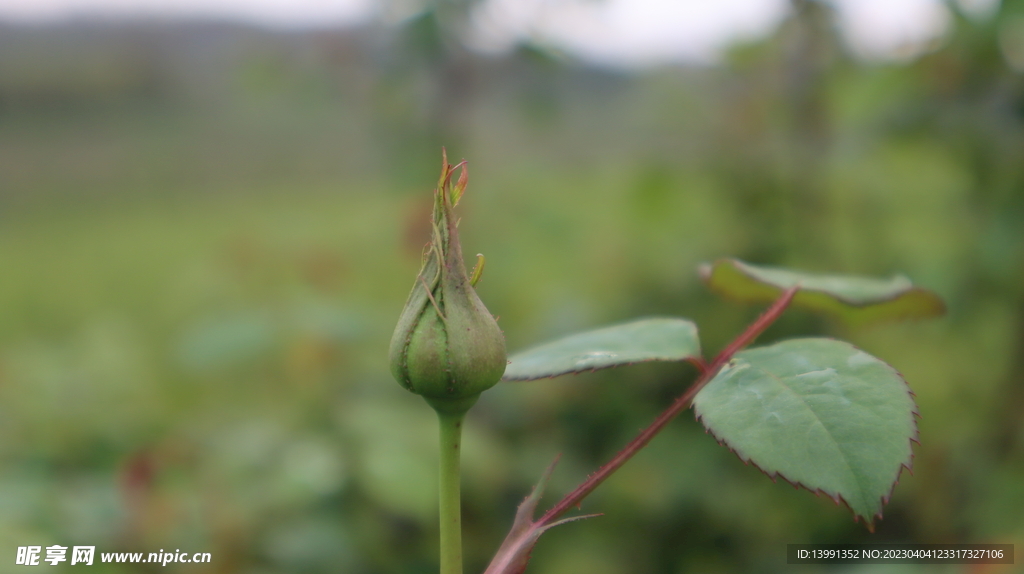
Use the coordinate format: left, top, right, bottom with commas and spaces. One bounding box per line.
0, 0, 1023, 572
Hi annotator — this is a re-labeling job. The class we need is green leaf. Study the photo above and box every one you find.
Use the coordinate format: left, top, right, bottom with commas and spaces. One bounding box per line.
502, 317, 701, 381
699, 259, 945, 326
692, 338, 916, 529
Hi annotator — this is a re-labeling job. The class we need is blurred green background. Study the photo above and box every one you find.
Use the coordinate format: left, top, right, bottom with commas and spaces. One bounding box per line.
1, 0, 1023, 572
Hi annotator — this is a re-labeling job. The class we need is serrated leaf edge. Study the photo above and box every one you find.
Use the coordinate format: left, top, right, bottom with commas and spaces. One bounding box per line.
702, 258, 946, 313
502, 356, 703, 382
502, 317, 701, 382
692, 339, 919, 531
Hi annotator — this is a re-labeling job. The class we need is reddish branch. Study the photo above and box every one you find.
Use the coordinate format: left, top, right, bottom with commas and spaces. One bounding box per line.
538, 286, 799, 525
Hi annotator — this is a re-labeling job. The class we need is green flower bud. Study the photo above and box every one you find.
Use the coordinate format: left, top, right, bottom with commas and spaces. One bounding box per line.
389, 151, 507, 415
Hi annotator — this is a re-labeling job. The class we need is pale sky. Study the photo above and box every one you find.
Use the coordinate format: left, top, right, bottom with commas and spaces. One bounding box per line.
0, 0, 1003, 66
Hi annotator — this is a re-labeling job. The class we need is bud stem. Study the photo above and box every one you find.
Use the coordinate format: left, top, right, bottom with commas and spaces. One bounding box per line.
438, 410, 465, 574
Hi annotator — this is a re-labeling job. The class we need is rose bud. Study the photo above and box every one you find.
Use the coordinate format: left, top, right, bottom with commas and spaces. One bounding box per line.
388, 151, 507, 416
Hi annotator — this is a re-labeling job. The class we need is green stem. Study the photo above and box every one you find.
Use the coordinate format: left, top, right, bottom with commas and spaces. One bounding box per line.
437, 410, 465, 574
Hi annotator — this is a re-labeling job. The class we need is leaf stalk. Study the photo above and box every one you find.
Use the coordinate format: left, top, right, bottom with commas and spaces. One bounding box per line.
537, 286, 798, 525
